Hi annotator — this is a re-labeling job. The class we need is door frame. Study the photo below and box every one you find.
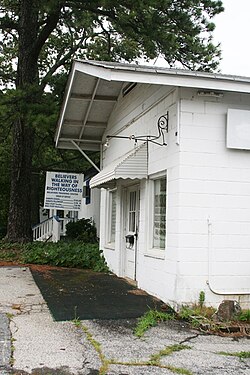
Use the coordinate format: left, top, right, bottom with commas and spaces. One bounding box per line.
121, 184, 140, 281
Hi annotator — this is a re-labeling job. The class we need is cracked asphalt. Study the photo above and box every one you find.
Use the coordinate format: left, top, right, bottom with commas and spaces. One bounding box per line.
0, 266, 249, 375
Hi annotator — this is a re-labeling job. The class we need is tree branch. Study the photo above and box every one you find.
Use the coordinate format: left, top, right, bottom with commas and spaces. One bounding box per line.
32, 5, 62, 61
40, 31, 87, 90
65, 1, 117, 20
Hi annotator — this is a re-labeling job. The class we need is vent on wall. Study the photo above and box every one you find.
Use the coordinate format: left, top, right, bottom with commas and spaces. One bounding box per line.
122, 82, 137, 97
226, 108, 250, 150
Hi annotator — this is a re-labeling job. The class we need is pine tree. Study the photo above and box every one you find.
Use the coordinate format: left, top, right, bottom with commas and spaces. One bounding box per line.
0, 0, 223, 242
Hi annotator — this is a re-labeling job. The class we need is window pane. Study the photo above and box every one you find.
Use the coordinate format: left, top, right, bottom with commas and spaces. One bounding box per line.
153, 177, 166, 249
129, 191, 136, 232
110, 191, 116, 242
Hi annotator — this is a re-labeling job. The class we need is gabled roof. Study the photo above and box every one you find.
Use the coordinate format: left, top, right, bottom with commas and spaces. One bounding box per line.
55, 60, 250, 152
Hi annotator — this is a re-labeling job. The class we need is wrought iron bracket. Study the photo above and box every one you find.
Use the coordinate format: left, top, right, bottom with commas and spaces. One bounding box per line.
105, 112, 169, 147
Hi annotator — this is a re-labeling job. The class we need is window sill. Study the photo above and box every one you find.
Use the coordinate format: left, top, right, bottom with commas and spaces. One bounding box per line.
144, 250, 165, 260
104, 243, 115, 250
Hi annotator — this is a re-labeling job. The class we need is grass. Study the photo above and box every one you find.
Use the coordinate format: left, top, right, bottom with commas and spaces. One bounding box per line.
77, 320, 192, 375
218, 351, 250, 359
134, 309, 174, 338
178, 304, 217, 330
149, 344, 191, 365
80, 324, 109, 375
134, 304, 250, 340
239, 309, 250, 322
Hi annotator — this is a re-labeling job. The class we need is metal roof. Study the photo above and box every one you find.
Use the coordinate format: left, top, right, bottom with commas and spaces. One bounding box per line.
55, 60, 250, 152
90, 143, 148, 188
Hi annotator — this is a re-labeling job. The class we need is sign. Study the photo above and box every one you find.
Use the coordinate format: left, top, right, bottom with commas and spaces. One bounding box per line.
44, 171, 84, 211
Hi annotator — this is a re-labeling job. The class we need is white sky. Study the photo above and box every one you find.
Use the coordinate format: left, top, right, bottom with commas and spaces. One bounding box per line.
212, 0, 250, 76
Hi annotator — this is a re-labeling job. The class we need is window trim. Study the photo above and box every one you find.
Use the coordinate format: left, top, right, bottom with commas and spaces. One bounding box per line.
105, 188, 117, 249
145, 171, 167, 258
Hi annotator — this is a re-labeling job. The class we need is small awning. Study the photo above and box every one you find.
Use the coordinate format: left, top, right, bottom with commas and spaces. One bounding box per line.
90, 143, 148, 188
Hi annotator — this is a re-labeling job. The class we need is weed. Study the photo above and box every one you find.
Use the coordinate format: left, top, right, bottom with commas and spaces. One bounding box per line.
149, 344, 191, 365
198, 291, 205, 308
218, 351, 250, 359
238, 309, 250, 322
81, 324, 109, 374
78, 321, 192, 375
134, 309, 174, 338
166, 365, 193, 375
72, 306, 81, 327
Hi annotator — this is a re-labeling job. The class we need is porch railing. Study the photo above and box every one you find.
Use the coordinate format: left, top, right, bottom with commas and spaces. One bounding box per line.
32, 216, 75, 242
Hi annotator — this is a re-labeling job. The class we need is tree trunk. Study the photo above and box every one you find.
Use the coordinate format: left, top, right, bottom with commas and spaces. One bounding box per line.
7, 121, 34, 242
6, 0, 39, 242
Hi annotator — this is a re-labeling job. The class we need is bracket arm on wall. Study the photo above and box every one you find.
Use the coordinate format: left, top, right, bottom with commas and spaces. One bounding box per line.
71, 140, 100, 172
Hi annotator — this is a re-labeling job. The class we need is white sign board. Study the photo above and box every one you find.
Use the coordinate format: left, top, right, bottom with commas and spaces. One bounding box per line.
44, 171, 84, 211
227, 108, 250, 150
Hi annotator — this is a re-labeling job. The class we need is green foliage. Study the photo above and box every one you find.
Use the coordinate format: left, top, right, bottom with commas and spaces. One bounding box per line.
22, 242, 108, 272
198, 291, 205, 308
66, 218, 98, 243
218, 351, 250, 359
0, 0, 224, 242
134, 309, 174, 338
178, 304, 216, 328
0, 240, 109, 272
149, 344, 191, 366
0, 1, 224, 82
238, 309, 250, 322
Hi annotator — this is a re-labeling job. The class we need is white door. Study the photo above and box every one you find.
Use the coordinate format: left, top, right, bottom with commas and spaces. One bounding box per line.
124, 186, 140, 280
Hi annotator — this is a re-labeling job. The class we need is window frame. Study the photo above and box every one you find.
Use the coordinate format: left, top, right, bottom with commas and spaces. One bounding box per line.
105, 188, 117, 248
146, 171, 167, 258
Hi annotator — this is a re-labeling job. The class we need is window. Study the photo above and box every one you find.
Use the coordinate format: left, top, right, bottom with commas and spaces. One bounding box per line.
85, 179, 91, 205
153, 176, 167, 249
129, 191, 137, 232
108, 190, 117, 244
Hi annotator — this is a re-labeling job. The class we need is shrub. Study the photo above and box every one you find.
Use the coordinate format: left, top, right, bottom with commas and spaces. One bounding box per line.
0, 240, 109, 272
66, 218, 98, 243
22, 241, 109, 272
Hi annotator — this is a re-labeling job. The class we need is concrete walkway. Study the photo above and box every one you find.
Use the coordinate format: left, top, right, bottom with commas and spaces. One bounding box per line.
0, 266, 249, 375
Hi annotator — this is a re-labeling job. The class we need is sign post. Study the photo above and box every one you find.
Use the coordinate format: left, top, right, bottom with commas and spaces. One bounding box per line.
44, 171, 84, 211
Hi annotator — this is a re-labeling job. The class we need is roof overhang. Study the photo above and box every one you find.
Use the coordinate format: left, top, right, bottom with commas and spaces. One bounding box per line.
55, 60, 250, 152
90, 143, 148, 188
55, 61, 125, 152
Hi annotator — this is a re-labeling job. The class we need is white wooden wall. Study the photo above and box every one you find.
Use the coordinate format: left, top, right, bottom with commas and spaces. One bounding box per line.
98, 82, 250, 309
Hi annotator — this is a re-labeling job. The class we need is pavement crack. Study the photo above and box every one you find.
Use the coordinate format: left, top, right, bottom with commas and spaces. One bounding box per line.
179, 333, 199, 344
77, 322, 193, 375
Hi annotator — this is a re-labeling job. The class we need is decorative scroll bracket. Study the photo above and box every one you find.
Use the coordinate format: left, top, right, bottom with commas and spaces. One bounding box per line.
105, 112, 169, 147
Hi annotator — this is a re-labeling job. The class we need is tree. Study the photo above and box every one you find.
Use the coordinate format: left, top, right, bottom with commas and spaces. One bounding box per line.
0, 0, 224, 242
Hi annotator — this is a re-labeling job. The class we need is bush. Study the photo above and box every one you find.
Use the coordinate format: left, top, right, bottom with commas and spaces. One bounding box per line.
0, 240, 109, 272
66, 218, 97, 243
22, 241, 109, 272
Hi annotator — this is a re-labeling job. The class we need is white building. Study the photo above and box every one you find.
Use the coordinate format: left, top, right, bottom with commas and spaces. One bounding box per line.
55, 60, 250, 309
